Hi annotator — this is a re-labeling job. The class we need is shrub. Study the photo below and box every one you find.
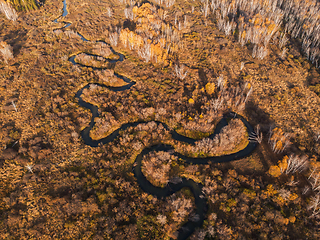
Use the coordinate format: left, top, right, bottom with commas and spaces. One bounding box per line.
205, 82, 215, 95
0, 41, 14, 63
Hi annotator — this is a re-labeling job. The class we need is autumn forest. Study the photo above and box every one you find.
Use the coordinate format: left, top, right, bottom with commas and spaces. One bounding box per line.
1, 0, 320, 239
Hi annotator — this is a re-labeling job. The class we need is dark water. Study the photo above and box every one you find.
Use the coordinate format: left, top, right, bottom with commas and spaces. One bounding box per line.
76, 82, 257, 239
54, 1, 258, 238
53, 0, 88, 41
75, 78, 256, 240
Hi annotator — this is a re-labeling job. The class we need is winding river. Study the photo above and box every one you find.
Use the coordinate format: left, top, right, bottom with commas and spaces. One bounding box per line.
54, 1, 257, 239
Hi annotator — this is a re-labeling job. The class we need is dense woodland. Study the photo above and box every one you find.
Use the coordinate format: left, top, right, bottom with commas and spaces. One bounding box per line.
1, 0, 320, 239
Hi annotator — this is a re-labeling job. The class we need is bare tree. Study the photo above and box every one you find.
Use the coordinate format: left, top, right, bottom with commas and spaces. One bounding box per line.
0, 42, 14, 63
155, 0, 175, 8
314, 132, 320, 142
175, 64, 188, 80
252, 45, 268, 60
11, 100, 17, 112
0, 1, 18, 21
156, 214, 167, 225
308, 168, 320, 192
25, 164, 34, 173
279, 33, 289, 49
124, 7, 135, 20
106, 7, 113, 17
201, 0, 210, 18
285, 154, 308, 174
240, 62, 245, 70
280, 47, 288, 60
302, 186, 310, 195
244, 85, 253, 103
249, 125, 263, 144
138, 41, 152, 63
217, 74, 225, 90
308, 194, 320, 217
109, 32, 119, 46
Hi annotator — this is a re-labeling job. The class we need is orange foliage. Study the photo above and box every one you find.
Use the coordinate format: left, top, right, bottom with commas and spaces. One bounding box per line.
289, 216, 296, 223
268, 165, 281, 178
269, 127, 290, 153
268, 155, 289, 177
278, 155, 288, 173
119, 3, 175, 64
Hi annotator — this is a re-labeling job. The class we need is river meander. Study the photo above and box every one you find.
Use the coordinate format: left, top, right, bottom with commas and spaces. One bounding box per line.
54, 1, 258, 239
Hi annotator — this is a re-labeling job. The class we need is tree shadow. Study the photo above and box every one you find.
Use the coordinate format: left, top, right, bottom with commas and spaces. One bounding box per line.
221, 101, 281, 175
3, 28, 28, 56
244, 99, 275, 130
197, 68, 207, 84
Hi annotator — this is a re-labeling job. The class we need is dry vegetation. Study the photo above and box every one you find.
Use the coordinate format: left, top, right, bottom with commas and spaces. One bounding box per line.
141, 150, 175, 187
176, 118, 248, 157
1, 0, 320, 239
0, 0, 17, 21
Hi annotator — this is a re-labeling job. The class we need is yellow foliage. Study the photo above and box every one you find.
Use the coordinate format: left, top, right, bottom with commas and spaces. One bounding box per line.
119, 29, 129, 47
265, 184, 277, 197
276, 195, 285, 206
270, 127, 289, 153
205, 82, 215, 95
120, 29, 144, 49
188, 98, 194, 104
151, 43, 167, 64
289, 193, 298, 201
267, 23, 277, 34
118, 3, 177, 64
243, 189, 256, 199
128, 31, 135, 46
254, 17, 261, 25
147, 14, 155, 22
241, 30, 246, 39
268, 165, 281, 178
133, 3, 153, 18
